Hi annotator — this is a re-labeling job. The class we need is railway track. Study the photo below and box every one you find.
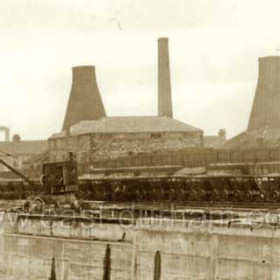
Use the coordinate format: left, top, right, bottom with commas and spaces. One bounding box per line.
97, 200, 280, 212
84, 201, 280, 223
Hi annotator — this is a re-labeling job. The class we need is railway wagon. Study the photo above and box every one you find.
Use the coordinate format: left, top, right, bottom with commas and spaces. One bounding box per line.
0, 179, 41, 200
0, 174, 279, 203
78, 175, 280, 203
1, 156, 280, 204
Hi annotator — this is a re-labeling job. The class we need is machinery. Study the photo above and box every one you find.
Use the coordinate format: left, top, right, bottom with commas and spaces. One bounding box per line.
31, 153, 79, 210
41, 153, 78, 195
0, 153, 79, 211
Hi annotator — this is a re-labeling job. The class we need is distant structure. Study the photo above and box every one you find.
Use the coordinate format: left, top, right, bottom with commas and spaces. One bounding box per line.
225, 56, 280, 148
0, 126, 10, 142
158, 38, 173, 118
50, 116, 202, 163
48, 38, 203, 167
248, 56, 280, 131
0, 133, 47, 172
204, 129, 227, 148
62, 66, 106, 131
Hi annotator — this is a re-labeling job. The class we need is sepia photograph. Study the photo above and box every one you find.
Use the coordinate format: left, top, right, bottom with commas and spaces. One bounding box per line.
1, 0, 280, 279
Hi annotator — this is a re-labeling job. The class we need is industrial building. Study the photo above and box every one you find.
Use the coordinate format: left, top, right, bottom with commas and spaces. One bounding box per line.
48, 38, 203, 168
225, 56, 280, 148
204, 129, 227, 148
0, 128, 47, 173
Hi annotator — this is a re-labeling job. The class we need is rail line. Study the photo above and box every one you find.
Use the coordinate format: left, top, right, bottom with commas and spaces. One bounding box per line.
96, 200, 280, 212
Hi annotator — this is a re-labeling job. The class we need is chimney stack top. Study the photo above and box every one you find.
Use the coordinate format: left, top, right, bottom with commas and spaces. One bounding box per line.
72, 66, 96, 82
72, 65, 95, 70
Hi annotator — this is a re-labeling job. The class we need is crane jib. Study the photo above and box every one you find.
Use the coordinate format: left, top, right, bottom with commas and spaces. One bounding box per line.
0, 157, 33, 186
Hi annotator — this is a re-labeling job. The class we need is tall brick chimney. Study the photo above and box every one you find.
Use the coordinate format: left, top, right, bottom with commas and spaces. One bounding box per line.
248, 56, 280, 131
62, 66, 106, 130
158, 38, 173, 118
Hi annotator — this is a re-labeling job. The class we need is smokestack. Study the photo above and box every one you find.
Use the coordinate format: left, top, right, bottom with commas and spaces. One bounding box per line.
158, 38, 173, 118
5, 128, 10, 142
62, 66, 106, 131
248, 56, 280, 131
0, 126, 10, 142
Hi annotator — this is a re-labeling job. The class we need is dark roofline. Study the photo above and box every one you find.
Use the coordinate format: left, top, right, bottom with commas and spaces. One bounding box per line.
50, 116, 202, 139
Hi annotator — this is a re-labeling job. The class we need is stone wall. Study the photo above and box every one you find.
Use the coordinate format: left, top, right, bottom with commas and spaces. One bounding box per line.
0, 214, 135, 280
135, 219, 280, 280
0, 234, 134, 280
48, 131, 202, 167
16, 216, 135, 243
2, 214, 280, 279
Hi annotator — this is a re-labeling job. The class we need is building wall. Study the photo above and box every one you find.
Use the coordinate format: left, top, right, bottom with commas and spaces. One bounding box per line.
0, 155, 34, 172
204, 135, 226, 148
0, 140, 48, 172
48, 131, 203, 168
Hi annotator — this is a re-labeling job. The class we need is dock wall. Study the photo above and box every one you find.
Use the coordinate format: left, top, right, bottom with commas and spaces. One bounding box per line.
1, 213, 280, 279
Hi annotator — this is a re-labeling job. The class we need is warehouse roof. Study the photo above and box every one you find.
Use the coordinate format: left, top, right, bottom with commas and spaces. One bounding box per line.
52, 116, 202, 138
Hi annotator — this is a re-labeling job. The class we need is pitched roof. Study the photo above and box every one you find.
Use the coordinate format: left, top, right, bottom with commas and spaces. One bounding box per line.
52, 116, 202, 138
0, 140, 48, 156
224, 127, 280, 149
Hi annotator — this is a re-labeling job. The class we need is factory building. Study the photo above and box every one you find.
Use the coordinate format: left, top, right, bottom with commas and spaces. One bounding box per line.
48, 38, 203, 168
50, 116, 202, 162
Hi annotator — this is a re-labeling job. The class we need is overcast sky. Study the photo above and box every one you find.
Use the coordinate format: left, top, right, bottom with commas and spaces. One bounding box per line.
0, 0, 280, 140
